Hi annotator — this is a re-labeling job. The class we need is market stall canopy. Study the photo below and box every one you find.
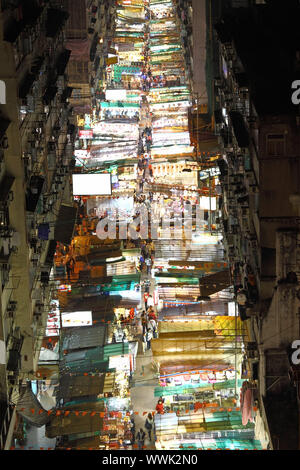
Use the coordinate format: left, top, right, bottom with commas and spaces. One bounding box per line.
60, 347, 114, 374
198, 270, 231, 297
46, 409, 104, 438
58, 435, 103, 450
66, 38, 91, 59
17, 383, 51, 427
158, 316, 244, 336
103, 343, 129, 361
54, 204, 78, 246
154, 381, 245, 397
58, 373, 106, 400
62, 324, 107, 352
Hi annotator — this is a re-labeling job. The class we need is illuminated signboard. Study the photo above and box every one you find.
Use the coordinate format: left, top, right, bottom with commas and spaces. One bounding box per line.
72, 173, 112, 196
61, 311, 92, 327
105, 89, 127, 101
79, 130, 93, 139
199, 196, 217, 211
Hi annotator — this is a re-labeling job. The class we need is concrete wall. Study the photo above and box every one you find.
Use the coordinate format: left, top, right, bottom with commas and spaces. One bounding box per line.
0, 38, 33, 375
192, 0, 207, 104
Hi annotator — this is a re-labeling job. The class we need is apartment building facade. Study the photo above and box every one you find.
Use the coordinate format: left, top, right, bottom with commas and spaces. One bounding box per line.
0, 0, 77, 449
213, 3, 300, 449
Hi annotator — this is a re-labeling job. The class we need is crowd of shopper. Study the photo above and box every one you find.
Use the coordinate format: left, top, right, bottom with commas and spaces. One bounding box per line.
138, 239, 155, 275
141, 303, 157, 352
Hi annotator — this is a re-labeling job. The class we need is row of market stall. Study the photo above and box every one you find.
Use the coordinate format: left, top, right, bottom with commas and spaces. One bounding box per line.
144, 0, 262, 451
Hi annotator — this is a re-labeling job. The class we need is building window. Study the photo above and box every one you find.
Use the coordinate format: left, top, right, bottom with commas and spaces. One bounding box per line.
266, 134, 285, 156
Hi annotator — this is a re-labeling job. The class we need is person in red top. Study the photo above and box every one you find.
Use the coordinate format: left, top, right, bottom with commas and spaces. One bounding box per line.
156, 399, 164, 414
143, 292, 149, 309
129, 308, 135, 321
148, 308, 157, 322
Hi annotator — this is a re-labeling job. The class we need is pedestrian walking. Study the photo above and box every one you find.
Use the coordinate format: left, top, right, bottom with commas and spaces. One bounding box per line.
66, 260, 73, 280
156, 399, 164, 414
147, 294, 154, 308
129, 307, 135, 322
142, 331, 147, 353
145, 257, 152, 275
136, 428, 146, 450
149, 318, 158, 338
145, 413, 153, 440
148, 308, 157, 322
141, 310, 147, 334
139, 255, 145, 272
146, 328, 153, 350
143, 292, 149, 310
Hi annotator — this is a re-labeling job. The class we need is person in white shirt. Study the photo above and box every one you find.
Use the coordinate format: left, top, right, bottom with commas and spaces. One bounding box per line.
145, 257, 152, 275
146, 328, 153, 350
148, 318, 157, 338
147, 295, 154, 308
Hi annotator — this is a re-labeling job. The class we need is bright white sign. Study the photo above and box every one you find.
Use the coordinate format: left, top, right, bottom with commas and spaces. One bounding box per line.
109, 354, 130, 371
72, 173, 112, 196
74, 149, 89, 158
0, 340, 6, 364
199, 196, 217, 211
0, 80, 6, 104
61, 311, 92, 327
105, 89, 127, 101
